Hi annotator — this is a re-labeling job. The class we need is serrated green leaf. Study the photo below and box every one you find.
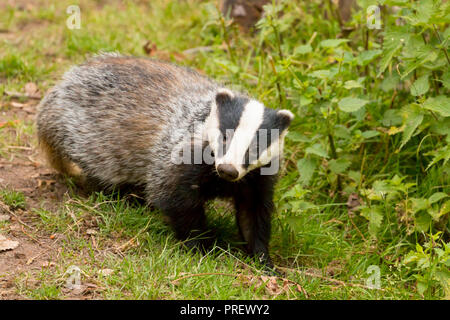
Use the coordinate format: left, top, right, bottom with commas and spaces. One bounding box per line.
430, 118, 450, 136
361, 206, 383, 236
310, 69, 330, 79
415, 211, 432, 232
428, 202, 449, 222
381, 74, 400, 92
344, 80, 364, 90
328, 158, 351, 174
400, 105, 424, 149
443, 71, 450, 90
426, 145, 450, 170
361, 130, 380, 139
438, 200, 450, 218
428, 192, 448, 204
382, 109, 403, 127
334, 125, 351, 140
280, 184, 310, 201
403, 251, 419, 265
297, 158, 317, 186
402, 49, 438, 79
410, 75, 430, 96
378, 30, 409, 77
357, 49, 382, 66
290, 200, 318, 212
338, 97, 369, 112
422, 96, 450, 117
294, 44, 312, 55
410, 0, 438, 25
417, 279, 428, 296
305, 143, 328, 158
287, 132, 310, 142
319, 39, 349, 48
411, 198, 429, 212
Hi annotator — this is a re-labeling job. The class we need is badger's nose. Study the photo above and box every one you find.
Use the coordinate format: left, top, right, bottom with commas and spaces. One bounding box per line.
217, 164, 239, 181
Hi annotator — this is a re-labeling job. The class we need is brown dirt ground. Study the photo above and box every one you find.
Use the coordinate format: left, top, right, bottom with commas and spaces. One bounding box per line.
0, 95, 70, 299
0, 0, 143, 300
1, 96, 125, 299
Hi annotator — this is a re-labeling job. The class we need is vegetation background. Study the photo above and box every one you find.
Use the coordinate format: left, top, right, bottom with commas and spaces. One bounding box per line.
0, 0, 448, 299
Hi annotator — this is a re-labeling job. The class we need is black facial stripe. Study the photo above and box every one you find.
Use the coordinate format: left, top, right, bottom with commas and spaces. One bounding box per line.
216, 95, 248, 158
217, 96, 248, 136
241, 108, 286, 168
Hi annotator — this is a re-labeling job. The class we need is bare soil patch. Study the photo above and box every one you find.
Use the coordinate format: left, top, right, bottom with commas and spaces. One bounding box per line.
0, 96, 69, 299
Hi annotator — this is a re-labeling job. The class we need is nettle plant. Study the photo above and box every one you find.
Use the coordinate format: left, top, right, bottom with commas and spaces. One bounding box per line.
254, 0, 449, 234
204, 0, 448, 295
402, 232, 450, 298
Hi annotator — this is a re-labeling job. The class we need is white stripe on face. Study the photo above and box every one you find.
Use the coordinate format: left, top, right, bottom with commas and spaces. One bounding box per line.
204, 101, 221, 157
215, 100, 265, 179
247, 129, 287, 173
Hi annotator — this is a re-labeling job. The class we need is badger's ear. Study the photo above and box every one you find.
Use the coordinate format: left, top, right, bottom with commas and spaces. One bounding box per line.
277, 109, 294, 130
215, 88, 234, 106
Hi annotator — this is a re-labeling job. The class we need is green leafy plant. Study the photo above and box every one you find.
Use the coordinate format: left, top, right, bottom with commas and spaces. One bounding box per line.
203, 0, 449, 297
402, 232, 449, 298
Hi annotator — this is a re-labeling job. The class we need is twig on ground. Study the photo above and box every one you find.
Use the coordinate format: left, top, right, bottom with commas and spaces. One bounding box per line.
5, 146, 33, 151
4, 90, 41, 100
0, 200, 34, 230
278, 266, 385, 291
171, 272, 238, 284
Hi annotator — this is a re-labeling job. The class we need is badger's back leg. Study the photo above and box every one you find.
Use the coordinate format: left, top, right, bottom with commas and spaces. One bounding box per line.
38, 137, 105, 193
38, 136, 82, 178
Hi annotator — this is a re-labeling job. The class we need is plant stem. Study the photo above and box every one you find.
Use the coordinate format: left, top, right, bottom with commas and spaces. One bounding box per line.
268, 14, 284, 61
268, 54, 285, 106
421, 31, 440, 94
326, 0, 343, 29
328, 132, 342, 192
433, 24, 450, 66
217, 6, 236, 64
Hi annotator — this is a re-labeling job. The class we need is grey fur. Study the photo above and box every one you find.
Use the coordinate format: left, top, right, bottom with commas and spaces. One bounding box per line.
38, 54, 219, 205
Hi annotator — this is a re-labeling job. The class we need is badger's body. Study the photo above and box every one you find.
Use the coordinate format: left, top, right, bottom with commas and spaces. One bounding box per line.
37, 53, 293, 268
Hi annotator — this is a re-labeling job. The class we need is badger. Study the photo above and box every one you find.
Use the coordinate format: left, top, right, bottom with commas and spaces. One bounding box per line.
37, 53, 293, 269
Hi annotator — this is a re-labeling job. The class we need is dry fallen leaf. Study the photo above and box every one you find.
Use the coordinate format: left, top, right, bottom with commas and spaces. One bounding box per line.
325, 259, 345, 276
0, 215, 10, 222
143, 41, 157, 56
261, 276, 289, 296
98, 269, 114, 277
0, 234, 19, 252
24, 82, 39, 97
37, 179, 56, 189
347, 192, 361, 217
11, 101, 27, 108
86, 228, 98, 236
237, 274, 300, 297
42, 261, 56, 268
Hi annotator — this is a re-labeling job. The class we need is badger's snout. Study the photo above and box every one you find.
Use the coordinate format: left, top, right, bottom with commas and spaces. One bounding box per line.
217, 164, 239, 181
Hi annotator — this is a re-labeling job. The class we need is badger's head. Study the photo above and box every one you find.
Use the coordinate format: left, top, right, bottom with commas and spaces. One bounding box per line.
205, 88, 294, 181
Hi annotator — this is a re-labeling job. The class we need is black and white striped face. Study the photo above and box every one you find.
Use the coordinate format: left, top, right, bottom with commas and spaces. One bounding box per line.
205, 89, 294, 181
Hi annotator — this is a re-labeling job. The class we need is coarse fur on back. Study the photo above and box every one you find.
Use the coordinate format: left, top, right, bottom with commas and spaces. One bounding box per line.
37, 53, 294, 270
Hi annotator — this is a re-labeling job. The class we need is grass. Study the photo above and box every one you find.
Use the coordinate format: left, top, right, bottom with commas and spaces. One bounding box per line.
0, 0, 448, 299
0, 189, 26, 210
24, 190, 411, 300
